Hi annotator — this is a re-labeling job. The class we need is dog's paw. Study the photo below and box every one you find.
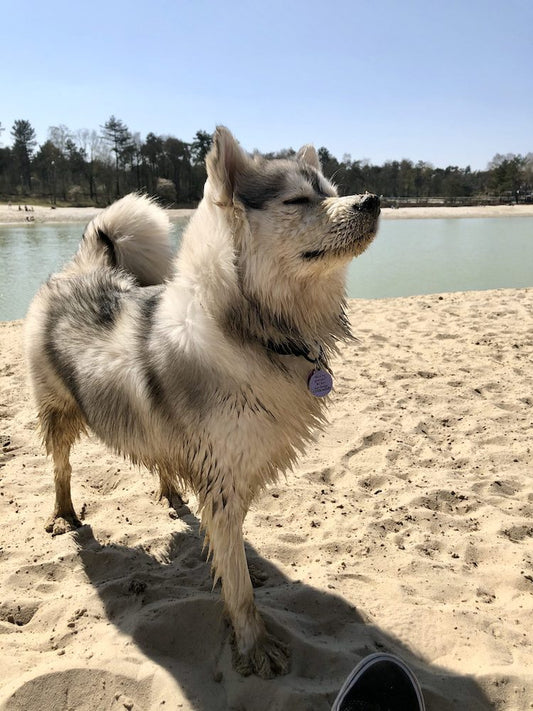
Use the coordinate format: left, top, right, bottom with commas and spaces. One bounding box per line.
232, 632, 290, 679
160, 490, 189, 519
45, 514, 83, 536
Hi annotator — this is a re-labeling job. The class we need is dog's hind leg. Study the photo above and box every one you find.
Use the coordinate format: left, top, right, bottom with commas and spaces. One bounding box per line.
39, 403, 85, 536
202, 495, 290, 679
157, 466, 188, 514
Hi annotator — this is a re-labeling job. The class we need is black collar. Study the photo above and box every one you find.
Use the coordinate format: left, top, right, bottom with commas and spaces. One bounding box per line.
266, 339, 323, 365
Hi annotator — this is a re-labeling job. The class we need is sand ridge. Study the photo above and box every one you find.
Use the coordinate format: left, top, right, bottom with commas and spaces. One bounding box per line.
0, 289, 532, 710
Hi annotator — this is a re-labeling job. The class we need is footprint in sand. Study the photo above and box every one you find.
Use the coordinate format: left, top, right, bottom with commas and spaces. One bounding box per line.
414, 489, 479, 515
0, 668, 152, 710
342, 431, 387, 461
0, 600, 41, 628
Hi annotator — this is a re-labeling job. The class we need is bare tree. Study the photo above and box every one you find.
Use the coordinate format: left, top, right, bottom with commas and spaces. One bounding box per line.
48, 124, 73, 154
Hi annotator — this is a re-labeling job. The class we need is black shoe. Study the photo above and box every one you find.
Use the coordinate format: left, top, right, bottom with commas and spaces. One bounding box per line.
331, 653, 426, 711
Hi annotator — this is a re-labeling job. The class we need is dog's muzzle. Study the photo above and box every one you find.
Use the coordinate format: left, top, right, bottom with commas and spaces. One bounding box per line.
353, 193, 380, 218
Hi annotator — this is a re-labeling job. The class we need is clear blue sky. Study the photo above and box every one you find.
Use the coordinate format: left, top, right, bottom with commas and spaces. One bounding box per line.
2, 0, 531, 169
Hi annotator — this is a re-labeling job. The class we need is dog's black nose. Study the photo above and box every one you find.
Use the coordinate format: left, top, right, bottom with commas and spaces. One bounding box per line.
354, 194, 380, 217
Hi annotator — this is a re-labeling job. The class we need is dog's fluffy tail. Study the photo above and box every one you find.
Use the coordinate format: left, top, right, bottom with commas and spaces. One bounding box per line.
71, 193, 173, 286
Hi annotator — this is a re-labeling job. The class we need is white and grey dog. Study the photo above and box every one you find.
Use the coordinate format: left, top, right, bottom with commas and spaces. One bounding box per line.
25, 127, 380, 678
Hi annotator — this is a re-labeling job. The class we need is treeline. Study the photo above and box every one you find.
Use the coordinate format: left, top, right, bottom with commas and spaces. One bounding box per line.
0, 117, 532, 207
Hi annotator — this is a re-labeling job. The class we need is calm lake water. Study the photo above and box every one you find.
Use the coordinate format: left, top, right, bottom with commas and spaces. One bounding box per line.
1, 216, 532, 322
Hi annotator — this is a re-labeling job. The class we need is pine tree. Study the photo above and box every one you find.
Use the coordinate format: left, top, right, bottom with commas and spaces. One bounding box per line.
11, 119, 37, 192
101, 116, 132, 198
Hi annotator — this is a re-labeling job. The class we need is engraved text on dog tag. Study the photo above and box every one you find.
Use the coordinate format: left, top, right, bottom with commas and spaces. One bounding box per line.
307, 369, 333, 397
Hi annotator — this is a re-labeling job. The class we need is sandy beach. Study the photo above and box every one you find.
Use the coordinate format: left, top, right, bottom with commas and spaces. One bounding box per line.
1, 287, 531, 710
0, 204, 196, 225
1, 202, 533, 225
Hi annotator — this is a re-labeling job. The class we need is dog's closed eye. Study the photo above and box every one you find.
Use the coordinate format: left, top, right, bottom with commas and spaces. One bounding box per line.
283, 196, 311, 205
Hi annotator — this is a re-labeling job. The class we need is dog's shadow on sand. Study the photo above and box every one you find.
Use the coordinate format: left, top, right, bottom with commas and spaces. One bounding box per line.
73, 506, 491, 711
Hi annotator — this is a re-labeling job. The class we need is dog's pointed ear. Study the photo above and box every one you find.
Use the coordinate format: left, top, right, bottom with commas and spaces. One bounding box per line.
206, 126, 249, 206
297, 144, 321, 171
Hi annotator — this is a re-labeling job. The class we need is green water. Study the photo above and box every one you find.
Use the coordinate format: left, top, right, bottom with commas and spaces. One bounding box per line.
1, 217, 532, 322
348, 216, 533, 299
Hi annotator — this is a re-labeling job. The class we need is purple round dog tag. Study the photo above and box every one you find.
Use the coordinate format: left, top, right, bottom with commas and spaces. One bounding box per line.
308, 369, 333, 397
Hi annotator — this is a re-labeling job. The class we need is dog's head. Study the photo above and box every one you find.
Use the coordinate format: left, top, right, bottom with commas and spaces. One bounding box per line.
199, 127, 379, 345
205, 127, 379, 274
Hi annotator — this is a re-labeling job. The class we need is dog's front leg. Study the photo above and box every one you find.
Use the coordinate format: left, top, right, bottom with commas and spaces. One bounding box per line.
202, 496, 290, 678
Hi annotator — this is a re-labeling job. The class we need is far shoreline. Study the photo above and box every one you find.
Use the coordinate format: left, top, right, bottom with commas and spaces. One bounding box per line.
1, 203, 533, 225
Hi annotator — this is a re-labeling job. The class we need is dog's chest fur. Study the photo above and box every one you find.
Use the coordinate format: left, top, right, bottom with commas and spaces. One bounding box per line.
146, 285, 327, 486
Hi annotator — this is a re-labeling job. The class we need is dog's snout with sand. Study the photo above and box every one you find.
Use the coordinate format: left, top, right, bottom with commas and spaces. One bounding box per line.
355, 193, 380, 216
